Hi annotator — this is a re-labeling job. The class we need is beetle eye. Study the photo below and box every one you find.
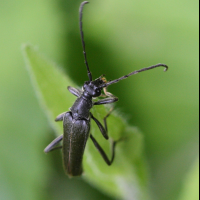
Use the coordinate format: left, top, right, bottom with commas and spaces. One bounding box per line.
96, 89, 100, 94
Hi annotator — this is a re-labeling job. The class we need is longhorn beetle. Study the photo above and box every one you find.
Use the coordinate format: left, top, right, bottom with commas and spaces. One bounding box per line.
44, 1, 168, 177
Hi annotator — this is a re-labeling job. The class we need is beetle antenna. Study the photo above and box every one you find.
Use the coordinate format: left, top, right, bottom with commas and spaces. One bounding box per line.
79, 1, 92, 81
100, 63, 168, 88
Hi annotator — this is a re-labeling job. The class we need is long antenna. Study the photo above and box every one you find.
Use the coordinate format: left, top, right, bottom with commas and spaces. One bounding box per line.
79, 1, 92, 81
100, 64, 168, 88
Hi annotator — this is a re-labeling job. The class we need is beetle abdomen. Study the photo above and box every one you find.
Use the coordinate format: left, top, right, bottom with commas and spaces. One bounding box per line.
63, 112, 90, 176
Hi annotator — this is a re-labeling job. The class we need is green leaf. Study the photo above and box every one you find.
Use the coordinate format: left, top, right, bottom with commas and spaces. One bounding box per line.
178, 158, 199, 200
23, 44, 149, 200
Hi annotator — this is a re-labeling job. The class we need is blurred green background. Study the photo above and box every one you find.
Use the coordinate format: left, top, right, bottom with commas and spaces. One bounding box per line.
0, 0, 198, 200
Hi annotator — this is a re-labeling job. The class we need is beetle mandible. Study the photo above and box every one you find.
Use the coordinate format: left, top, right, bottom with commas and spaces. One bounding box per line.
44, 1, 168, 177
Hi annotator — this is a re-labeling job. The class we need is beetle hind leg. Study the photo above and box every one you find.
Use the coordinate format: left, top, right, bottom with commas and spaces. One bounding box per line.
44, 135, 63, 153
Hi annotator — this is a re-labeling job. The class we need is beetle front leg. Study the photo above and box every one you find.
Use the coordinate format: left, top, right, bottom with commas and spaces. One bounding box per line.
67, 86, 82, 97
93, 97, 118, 105
44, 135, 63, 153
90, 134, 117, 165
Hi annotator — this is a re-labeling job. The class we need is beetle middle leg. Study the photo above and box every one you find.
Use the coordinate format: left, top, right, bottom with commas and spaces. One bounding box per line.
44, 135, 63, 153
90, 105, 113, 140
55, 111, 71, 121
103, 107, 113, 135
55, 112, 65, 121
90, 134, 118, 165
90, 104, 120, 165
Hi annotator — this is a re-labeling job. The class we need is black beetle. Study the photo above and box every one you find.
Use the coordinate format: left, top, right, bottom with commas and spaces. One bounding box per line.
44, 1, 168, 177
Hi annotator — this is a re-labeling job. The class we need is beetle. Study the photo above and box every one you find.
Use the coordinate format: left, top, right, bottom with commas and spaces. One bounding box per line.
44, 1, 168, 177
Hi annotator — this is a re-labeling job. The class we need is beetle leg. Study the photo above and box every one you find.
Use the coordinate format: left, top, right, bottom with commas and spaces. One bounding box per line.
103, 107, 113, 134
46, 146, 62, 152
90, 107, 113, 140
90, 134, 118, 165
44, 135, 63, 153
93, 97, 118, 105
103, 87, 114, 97
67, 86, 82, 97
90, 113, 108, 139
55, 112, 67, 121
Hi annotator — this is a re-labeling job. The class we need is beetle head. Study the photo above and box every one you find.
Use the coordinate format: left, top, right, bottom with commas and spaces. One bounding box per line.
83, 76, 106, 97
